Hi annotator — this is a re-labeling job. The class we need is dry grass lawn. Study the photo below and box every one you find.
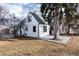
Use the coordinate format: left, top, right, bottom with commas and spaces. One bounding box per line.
0, 36, 79, 56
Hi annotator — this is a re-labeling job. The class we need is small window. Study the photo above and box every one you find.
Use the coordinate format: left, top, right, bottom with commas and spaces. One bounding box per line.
26, 27, 28, 31
28, 16, 31, 22
43, 26, 47, 32
33, 26, 36, 32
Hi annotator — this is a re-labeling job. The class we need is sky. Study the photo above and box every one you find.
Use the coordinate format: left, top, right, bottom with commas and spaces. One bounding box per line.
0, 3, 41, 18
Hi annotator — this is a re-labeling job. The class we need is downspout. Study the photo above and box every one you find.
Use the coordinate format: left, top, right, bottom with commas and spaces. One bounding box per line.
38, 23, 39, 38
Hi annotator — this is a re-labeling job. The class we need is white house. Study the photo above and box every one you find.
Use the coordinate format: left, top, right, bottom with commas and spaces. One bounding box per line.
16, 12, 50, 38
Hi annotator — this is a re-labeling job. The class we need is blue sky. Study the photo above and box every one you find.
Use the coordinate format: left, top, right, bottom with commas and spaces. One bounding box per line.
0, 3, 41, 17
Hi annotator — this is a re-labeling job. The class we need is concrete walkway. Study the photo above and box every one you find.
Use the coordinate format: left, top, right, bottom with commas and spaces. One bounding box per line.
40, 35, 71, 44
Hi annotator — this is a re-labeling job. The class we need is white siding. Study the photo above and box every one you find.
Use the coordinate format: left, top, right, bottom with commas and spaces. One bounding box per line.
39, 24, 50, 37
17, 29, 25, 35
17, 30, 20, 35
24, 13, 39, 37
17, 12, 50, 38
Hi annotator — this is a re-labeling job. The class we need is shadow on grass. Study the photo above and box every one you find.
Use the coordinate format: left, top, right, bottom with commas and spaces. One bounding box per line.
60, 33, 79, 36
0, 35, 39, 42
15, 36, 39, 40
0, 38, 18, 42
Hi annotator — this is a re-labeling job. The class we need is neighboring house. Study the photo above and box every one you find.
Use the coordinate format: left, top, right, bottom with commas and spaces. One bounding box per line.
16, 12, 50, 38
0, 25, 13, 34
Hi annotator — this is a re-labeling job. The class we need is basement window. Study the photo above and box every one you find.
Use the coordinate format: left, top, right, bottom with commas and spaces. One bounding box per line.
43, 26, 47, 32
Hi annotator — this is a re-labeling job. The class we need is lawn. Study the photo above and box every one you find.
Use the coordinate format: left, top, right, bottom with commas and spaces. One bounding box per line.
0, 36, 79, 56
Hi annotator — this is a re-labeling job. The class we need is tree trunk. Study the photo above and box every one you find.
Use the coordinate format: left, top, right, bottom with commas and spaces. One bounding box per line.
50, 25, 53, 35
53, 17, 60, 40
20, 28, 22, 35
67, 25, 70, 34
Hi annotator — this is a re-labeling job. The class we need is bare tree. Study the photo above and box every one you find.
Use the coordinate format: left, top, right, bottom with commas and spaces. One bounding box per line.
40, 3, 78, 40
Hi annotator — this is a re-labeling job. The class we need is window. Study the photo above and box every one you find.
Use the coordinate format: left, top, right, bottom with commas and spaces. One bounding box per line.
43, 26, 47, 32
26, 27, 28, 31
33, 26, 36, 32
28, 16, 31, 22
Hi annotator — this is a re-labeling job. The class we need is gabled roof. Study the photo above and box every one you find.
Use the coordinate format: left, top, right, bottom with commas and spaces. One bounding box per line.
16, 11, 46, 30
30, 12, 45, 24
